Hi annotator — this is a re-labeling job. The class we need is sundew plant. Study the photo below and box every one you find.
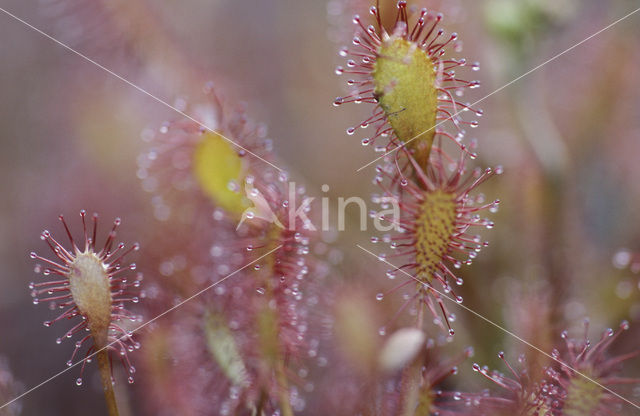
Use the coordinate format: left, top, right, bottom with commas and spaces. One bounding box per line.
1, 0, 640, 415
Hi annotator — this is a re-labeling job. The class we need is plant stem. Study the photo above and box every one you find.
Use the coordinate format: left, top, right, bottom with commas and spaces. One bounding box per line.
400, 301, 425, 415
275, 358, 294, 416
256, 259, 294, 416
97, 349, 119, 416
253, 390, 267, 416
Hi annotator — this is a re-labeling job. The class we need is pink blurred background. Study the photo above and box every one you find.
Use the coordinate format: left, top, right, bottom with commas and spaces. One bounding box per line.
1, 0, 639, 414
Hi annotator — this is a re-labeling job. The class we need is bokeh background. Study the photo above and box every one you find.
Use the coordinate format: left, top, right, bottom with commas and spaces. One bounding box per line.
1, 0, 639, 414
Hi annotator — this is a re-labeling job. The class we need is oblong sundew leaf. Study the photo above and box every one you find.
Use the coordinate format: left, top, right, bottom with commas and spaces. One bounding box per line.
193, 131, 248, 216
373, 36, 438, 167
414, 189, 457, 284
415, 386, 434, 416
68, 251, 112, 347
564, 372, 603, 416
204, 312, 250, 388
